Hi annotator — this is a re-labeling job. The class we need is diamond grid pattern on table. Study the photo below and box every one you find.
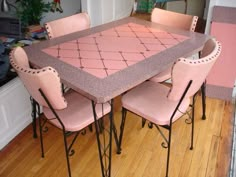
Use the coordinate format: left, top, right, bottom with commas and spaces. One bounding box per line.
42, 22, 189, 78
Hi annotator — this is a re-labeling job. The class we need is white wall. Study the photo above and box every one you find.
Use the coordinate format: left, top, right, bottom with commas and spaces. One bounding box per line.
82, 0, 134, 27
205, 0, 236, 34
114, 0, 134, 20
81, 0, 102, 27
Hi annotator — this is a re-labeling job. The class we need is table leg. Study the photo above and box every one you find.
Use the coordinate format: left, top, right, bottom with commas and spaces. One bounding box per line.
92, 99, 118, 177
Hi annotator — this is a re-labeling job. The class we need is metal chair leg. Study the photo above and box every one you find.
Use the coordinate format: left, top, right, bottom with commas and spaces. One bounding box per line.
38, 116, 44, 158
190, 95, 196, 150
201, 82, 206, 120
31, 97, 38, 138
166, 125, 172, 177
63, 131, 72, 177
165, 80, 193, 177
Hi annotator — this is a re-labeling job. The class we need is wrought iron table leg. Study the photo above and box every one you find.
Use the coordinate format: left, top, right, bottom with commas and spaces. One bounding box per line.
92, 99, 115, 177
142, 117, 146, 128
88, 124, 93, 132
112, 118, 120, 154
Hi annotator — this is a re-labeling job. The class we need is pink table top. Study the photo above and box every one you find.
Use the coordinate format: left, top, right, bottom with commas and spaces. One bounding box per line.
42, 22, 188, 78
25, 17, 210, 103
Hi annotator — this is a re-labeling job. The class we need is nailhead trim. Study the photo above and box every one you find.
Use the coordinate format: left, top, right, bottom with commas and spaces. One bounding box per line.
191, 16, 198, 32
45, 23, 52, 39
179, 40, 221, 65
10, 47, 67, 104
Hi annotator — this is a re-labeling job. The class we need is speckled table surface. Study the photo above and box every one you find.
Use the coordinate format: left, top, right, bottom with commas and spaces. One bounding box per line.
24, 17, 209, 103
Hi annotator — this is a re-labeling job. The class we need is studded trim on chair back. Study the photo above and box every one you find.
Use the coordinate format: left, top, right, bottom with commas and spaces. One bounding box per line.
10, 47, 67, 110
168, 38, 222, 101
151, 8, 198, 32
45, 12, 90, 39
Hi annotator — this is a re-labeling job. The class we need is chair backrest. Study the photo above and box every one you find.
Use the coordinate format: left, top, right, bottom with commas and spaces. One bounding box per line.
45, 12, 90, 39
151, 8, 198, 32
10, 47, 67, 110
168, 38, 222, 101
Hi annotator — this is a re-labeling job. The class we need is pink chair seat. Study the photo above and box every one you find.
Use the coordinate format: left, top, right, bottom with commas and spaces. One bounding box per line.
44, 90, 111, 132
149, 66, 172, 83
122, 81, 190, 125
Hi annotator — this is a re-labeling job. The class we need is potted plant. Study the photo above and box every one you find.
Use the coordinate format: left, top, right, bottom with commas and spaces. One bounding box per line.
15, 0, 51, 26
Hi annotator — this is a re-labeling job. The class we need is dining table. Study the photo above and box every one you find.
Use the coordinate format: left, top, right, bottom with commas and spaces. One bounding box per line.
24, 16, 210, 177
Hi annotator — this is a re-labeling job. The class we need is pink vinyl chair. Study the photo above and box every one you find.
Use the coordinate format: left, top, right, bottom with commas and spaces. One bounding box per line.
44, 12, 90, 96
10, 47, 111, 177
148, 8, 211, 124
151, 7, 198, 32
118, 38, 221, 177
150, 7, 198, 83
44, 12, 90, 39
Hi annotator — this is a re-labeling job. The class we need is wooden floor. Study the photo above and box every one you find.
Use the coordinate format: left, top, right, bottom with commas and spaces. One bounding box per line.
0, 94, 234, 177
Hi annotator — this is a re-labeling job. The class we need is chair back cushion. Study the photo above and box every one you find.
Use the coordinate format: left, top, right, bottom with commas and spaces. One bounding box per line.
45, 12, 90, 39
11, 46, 30, 68
10, 47, 67, 109
151, 8, 198, 32
168, 38, 222, 101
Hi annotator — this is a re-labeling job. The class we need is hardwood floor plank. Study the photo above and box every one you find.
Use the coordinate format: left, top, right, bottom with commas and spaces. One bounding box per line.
187, 98, 223, 177
215, 101, 234, 177
0, 96, 234, 177
205, 135, 221, 177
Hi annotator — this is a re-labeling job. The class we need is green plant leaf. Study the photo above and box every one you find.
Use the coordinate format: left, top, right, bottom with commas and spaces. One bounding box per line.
16, 0, 51, 26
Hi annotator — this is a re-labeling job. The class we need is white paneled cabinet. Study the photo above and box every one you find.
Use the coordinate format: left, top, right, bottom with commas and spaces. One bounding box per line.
0, 77, 32, 150
204, 0, 236, 100
205, 0, 236, 34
